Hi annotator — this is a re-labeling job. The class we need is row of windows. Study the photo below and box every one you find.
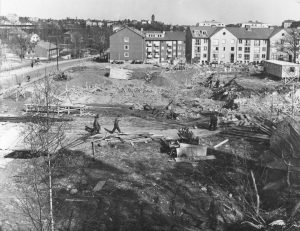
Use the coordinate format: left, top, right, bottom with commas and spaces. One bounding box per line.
195, 39, 208, 45
237, 54, 266, 59
238, 39, 268, 45
194, 46, 208, 52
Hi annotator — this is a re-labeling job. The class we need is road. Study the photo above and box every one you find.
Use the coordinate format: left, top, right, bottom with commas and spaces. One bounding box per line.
0, 57, 93, 97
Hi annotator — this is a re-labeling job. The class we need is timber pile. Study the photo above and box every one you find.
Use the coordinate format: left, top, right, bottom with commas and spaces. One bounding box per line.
220, 126, 270, 142
91, 132, 155, 147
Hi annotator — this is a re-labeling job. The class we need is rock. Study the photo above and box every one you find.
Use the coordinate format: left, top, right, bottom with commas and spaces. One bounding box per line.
269, 220, 285, 227
70, 188, 78, 194
93, 180, 106, 192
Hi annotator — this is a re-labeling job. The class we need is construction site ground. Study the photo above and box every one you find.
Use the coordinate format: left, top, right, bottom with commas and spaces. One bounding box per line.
0, 61, 299, 230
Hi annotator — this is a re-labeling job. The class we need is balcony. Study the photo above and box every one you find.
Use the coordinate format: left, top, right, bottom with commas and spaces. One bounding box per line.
146, 42, 152, 47
147, 47, 152, 52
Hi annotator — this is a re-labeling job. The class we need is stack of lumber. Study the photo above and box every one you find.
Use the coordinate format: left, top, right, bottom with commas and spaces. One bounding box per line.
253, 116, 277, 136
110, 67, 133, 80
220, 126, 270, 142
91, 132, 154, 146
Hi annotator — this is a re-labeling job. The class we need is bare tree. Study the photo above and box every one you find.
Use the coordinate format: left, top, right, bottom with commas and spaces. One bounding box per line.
16, 73, 68, 231
276, 29, 300, 63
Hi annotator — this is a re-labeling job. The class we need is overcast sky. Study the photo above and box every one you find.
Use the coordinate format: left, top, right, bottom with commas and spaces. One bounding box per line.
2, 0, 300, 25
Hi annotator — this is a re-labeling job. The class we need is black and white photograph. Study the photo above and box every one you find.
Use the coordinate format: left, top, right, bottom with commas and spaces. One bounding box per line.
0, 0, 299, 230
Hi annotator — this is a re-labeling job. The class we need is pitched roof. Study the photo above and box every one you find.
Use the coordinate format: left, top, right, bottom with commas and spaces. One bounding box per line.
227, 27, 275, 39
145, 31, 186, 41
189, 26, 222, 38
112, 26, 145, 37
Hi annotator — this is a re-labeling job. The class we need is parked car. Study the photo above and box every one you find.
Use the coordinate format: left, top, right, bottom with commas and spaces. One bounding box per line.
131, 60, 143, 64
111, 60, 124, 64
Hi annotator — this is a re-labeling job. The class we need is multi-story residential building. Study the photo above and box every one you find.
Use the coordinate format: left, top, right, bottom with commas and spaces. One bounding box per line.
144, 31, 185, 62
282, 20, 295, 28
109, 27, 185, 62
110, 27, 145, 61
209, 28, 238, 63
267, 28, 297, 62
237, 20, 270, 29
186, 26, 219, 64
227, 28, 273, 63
197, 20, 225, 27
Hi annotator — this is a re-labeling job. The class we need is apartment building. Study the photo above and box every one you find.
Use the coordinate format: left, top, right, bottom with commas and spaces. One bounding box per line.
227, 28, 272, 63
198, 20, 225, 27
237, 21, 270, 29
109, 27, 185, 62
282, 20, 295, 28
209, 28, 238, 63
268, 28, 292, 62
186, 26, 219, 64
145, 31, 186, 62
109, 27, 145, 61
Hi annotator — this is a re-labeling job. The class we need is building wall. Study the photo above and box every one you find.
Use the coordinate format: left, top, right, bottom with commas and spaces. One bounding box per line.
268, 29, 290, 61
110, 28, 145, 61
145, 40, 185, 62
264, 61, 299, 78
209, 28, 237, 63
236, 39, 268, 63
191, 38, 209, 64
185, 29, 193, 63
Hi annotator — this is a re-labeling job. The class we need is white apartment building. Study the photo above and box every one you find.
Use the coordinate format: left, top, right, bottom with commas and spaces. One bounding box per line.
197, 20, 225, 27
238, 21, 270, 29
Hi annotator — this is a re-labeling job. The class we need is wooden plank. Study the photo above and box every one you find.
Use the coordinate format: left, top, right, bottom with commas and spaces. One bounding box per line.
175, 155, 216, 162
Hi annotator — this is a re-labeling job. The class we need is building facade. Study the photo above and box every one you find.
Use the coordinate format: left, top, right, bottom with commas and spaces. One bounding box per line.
109, 27, 185, 62
109, 27, 145, 61
198, 20, 225, 27
237, 21, 270, 28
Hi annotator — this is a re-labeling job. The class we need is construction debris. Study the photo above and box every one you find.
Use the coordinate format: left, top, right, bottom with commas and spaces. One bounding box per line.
109, 67, 133, 80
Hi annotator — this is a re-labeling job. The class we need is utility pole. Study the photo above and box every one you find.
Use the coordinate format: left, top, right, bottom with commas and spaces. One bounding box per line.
48, 35, 59, 71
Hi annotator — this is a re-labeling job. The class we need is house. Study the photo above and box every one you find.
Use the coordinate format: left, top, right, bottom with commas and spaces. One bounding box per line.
237, 21, 270, 29
31, 40, 59, 60
227, 27, 273, 63
109, 27, 145, 61
186, 26, 220, 64
198, 20, 225, 27
263, 60, 300, 81
144, 31, 186, 62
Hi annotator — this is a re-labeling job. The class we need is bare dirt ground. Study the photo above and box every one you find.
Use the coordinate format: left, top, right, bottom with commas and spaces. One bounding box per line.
0, 61, 299, 230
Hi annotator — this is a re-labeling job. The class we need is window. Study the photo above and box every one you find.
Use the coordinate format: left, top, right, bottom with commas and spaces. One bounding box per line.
223, 32, 226, 35
223, 47, 226, 51
253, 47, 260, 53
222, 39, 226, 44
262, 54, 266, 58
231, 39, 235, 44
254, 40, 260, 46
204, 46, 208, 51
239, 39, 243, 44
204, 39, 208, 43
290, 67, 295, 72
195, 39, 200, 45
238, 54, 242, 58
197, 47, 201, 52
245, 47, 250, 53
213, 54, 218, 59
203, 54, 207, 58
178, 41, 182, 45
244, 54, 250, 60
262, 47, 266, 52
124, 52, 129, 57
178, 52, 182, 56
254, 54, 260, 59
231, 47, 234, 51
124, 45, 129, 50
238, 47, 243, 51
245, 40, 251, 46
124, 37, 129, 42
212, 39, 219, 45
215, 47, 219, 51
280, 39, 284, 45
